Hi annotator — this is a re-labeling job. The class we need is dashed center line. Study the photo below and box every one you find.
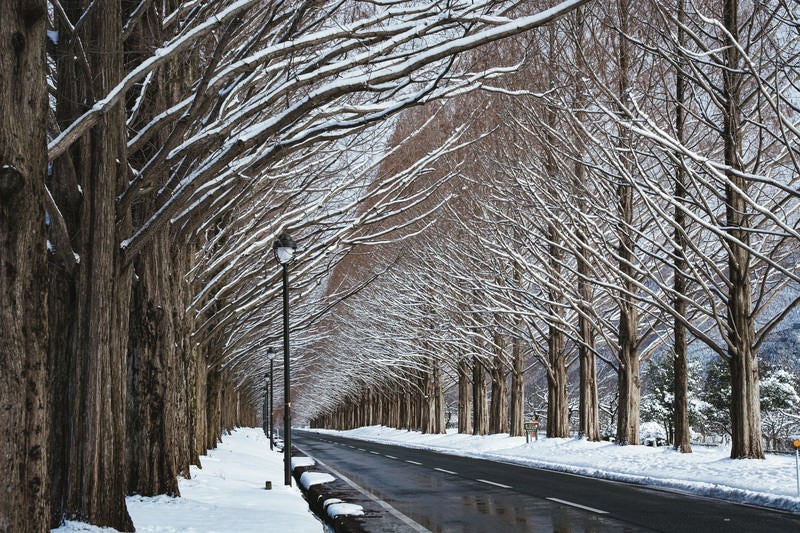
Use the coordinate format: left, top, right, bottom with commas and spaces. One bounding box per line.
369, 450, 380, 455
406, 460, 423, 465
547, 497, 608, 515
385, 455, 398, 459
476, 479, 512, 489
434, 467, 458, 475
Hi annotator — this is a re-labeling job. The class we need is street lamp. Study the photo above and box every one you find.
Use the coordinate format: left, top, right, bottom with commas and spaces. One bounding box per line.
263, 367, 269, 438
273, 232, 296, 486
266, 346, 277, 450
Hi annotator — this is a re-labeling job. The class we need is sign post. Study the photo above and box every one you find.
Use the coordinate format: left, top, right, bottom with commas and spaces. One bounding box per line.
524, 420, 540, 443
792, 436, 800, 497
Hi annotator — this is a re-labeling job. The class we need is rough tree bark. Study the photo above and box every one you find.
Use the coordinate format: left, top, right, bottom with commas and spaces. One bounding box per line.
472, 356, 489, 435
458, 357, 473, 434
126, 230, 183, 497
0, 2, 50, 531
572, 6, 601, 442
614, 0, 641, 446
432, 360, 445, 433
722, 0, 763, 460
545, 236, 570, 438
509, 335, 525, 437
542, 22, 570, 440
123, 0, 201, 496
490, 332, 509, 434
672, 0, 692, 454
48, 1, 134, 529
546, 354, 570, 438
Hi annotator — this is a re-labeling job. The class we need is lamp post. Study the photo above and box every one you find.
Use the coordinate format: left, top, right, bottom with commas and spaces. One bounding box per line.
267, 346, 276, 450
262, 367, 269, 437
274, 232, 296, 486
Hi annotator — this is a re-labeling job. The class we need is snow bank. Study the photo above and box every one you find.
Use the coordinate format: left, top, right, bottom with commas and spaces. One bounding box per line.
299, 471, 336, 489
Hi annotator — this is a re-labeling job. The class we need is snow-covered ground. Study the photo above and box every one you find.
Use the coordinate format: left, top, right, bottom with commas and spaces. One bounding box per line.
53, 428, 323, 533
53, 425, 800, 532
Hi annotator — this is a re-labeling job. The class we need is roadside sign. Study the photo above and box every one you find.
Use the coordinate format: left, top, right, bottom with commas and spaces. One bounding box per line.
524, 420, 540, 443
524, 420, 539, 431
791, 435, 800, 497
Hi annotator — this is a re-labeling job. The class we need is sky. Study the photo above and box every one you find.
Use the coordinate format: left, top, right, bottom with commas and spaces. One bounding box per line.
53, 425, 800, 532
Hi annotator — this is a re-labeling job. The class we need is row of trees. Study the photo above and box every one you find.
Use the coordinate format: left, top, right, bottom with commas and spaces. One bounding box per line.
303, 0, 800, 466
1, 1, 587, 531
3, 0, 799, 530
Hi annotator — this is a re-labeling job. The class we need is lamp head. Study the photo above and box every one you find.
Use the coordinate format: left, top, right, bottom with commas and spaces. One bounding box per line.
273, 233, 296, 265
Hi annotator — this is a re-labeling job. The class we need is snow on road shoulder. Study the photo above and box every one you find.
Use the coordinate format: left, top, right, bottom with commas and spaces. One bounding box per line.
313, 425, 800, 513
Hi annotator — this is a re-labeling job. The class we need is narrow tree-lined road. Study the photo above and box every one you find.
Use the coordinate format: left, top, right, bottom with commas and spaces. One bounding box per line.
294, 431, 800, 532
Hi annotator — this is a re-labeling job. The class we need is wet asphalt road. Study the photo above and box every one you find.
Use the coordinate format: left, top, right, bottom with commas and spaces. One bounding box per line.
293, 430, 800, 532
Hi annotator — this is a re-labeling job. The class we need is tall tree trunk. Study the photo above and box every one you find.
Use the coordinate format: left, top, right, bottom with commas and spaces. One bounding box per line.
490, 333, 509, 434
509, 335, 525, 437
616, 338, 641, 445
472, 356, 488, 435
672, 0, 692, 454
546, 252, 569, 437
433, 360, 445, 433
126, 230, 182, 497
577, 223, 600, 443
0, 3, 50, 531
546, 357, 570, 438
543, 22, 570, 440
429, 358, 446, 434
191, 344, 209, 461
389, 383, 401, 428
577, 321, 599, 441
458, 358, 473, 434
614, 0, 641, 446
420, 368, 432, 433
123, 0, 198, 492
572, 6, 600, 443
48, 2, 134, 528
402, 384, 413, 430
206, 366, 224, 450
722, 0, 763, 460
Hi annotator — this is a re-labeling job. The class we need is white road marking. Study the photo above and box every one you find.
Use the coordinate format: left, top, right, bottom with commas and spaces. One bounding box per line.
369, 450, 380, 455
434, 467, 458, 475
547, 497, 609, 514
385, 455, 398, 459
406, 460, 423, 465
476, 478, 512, 489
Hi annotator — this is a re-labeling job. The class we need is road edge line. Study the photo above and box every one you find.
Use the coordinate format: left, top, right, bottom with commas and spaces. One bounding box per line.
295, 443, 432, 533
546, 497, 609, 514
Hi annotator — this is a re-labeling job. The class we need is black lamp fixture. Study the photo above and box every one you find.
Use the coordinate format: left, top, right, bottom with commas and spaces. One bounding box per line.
266, 346, 276, 450
273, 233, 297, 265
273, 232, 296, 486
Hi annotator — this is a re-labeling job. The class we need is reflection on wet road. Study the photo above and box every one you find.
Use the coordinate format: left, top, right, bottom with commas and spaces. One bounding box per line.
294, 431, 648, 532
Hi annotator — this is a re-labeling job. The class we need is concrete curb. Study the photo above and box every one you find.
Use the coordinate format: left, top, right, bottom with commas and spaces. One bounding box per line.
291, 451, 370, 533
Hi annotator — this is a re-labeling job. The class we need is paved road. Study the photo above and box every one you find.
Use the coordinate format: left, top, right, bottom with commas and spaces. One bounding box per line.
293, 430, 800, 532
